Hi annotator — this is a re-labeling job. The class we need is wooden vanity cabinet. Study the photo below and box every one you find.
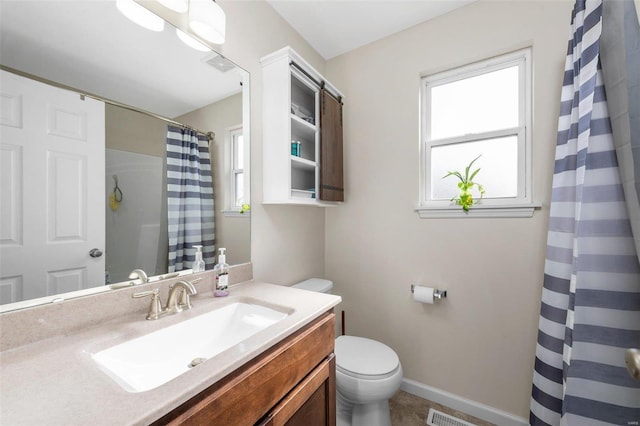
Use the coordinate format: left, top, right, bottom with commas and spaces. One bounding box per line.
153, 312, 336, 426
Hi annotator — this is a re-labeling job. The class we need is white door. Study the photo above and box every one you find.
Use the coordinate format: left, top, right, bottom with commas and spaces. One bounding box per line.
0, 70, 105, 304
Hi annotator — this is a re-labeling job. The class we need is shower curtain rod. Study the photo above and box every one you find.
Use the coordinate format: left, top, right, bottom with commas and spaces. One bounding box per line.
1, 65, 215, 141
95, 97, 215, 141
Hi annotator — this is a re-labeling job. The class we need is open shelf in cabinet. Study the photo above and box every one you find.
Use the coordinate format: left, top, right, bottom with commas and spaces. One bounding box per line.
291, 155, 316, 170
291, 189, 316, 199
291, 115, 316, 163
291, 72, 316, 125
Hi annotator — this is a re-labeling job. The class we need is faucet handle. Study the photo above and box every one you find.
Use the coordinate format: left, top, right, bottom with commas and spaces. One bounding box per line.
132, 288, 163, 320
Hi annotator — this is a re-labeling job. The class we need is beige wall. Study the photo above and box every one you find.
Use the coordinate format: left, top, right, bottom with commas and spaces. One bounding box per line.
105, 104, 166, 157
324, 0, 573, 418
218, 0, 328, 284
178, 93, 251, 265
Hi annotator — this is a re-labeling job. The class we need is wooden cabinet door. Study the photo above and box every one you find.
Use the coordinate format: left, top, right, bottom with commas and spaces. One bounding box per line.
259, 354, 336, 426
319, 89, 344, 202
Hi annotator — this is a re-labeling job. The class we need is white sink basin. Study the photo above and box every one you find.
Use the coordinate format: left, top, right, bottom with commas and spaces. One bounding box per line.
92, 302, 288, 392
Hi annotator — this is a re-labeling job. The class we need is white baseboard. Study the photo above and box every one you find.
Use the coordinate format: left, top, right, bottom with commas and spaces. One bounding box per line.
400, 378, 528, 426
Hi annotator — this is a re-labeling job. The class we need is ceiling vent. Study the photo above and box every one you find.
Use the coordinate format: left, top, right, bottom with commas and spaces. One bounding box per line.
204, 54, 235, 73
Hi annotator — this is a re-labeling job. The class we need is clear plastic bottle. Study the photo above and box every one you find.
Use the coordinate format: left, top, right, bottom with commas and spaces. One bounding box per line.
213, 248, 229, 297
192, 245, 205, 273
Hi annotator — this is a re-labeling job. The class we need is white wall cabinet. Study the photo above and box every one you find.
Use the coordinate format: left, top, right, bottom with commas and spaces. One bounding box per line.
261, 47, 345, 206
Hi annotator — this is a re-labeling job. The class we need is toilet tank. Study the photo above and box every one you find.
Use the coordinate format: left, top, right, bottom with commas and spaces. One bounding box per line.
292, 278, 333, 294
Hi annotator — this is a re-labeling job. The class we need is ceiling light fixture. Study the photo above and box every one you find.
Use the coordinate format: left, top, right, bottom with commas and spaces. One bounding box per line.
116, 0, 165, 32
188, 0, 226, 45
176, 28, 210, 52
157, 0, 189, 13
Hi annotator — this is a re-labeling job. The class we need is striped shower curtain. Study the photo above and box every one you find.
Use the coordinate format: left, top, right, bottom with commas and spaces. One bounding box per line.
166, 125, 215, 272
530, 1, 640, 425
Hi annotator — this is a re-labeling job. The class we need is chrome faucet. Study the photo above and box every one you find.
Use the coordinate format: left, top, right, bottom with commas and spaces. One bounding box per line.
128, 269, 149, 283
132, 280, 198, 320
165, 280, 198, 314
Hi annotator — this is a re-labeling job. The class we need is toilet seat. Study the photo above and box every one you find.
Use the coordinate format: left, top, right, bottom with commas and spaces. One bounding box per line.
335, 336, 400, 379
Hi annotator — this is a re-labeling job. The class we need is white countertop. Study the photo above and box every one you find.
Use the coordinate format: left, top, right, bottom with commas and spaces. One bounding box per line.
0, 280, 341, 426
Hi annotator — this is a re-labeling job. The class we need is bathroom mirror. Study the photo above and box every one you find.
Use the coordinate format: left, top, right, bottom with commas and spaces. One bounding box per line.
0, 0, 251, 311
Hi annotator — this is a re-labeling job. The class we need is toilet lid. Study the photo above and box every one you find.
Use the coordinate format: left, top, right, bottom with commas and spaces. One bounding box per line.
292, 278, 333, 293
335, 336, 399, 376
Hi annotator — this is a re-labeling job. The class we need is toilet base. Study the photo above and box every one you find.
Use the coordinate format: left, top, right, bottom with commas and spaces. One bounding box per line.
337, 390, 392, 426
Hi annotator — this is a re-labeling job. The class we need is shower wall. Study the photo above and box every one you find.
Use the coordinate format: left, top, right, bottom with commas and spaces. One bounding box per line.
105, 149, 165, 283
105, 104, 167, 284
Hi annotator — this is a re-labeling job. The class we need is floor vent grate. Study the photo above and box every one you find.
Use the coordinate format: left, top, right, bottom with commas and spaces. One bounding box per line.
426, 408, 476, 426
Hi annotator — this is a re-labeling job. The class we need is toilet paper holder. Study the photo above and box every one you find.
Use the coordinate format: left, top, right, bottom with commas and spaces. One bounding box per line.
410, 284, 447, 300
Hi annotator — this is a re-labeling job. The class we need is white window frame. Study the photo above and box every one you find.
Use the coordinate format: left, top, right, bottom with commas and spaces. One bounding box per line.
222, 124, 249, 217
417, 48, 538, 218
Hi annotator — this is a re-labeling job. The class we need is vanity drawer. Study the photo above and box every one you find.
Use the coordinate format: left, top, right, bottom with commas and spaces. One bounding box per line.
258, 354, 336, 426
155, 311, 335, 426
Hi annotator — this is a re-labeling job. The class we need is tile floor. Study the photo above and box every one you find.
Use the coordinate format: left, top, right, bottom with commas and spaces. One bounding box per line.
389, 390, 495, 426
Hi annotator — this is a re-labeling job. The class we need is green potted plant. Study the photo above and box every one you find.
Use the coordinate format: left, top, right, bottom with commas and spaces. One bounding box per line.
443, 155, 486, 212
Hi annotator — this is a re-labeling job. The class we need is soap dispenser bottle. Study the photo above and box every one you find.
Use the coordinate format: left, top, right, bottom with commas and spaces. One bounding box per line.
213, 248, 229, 297
192, 245, 205, 273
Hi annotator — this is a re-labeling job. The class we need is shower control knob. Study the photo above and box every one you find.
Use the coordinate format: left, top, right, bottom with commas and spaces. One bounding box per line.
89, 248, 103, 258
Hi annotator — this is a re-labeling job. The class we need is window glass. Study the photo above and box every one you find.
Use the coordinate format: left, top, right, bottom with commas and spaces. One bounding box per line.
234, 134, 244, 168
430, 66, 519, 140
228, 126, 244, 209
431, 136, 518, 200
234, 172, 244, 206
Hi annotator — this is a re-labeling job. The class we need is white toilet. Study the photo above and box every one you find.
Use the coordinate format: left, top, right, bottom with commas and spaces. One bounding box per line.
293, 278, 403, 426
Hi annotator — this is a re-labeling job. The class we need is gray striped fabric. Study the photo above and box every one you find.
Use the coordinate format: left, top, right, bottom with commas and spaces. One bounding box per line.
530, 1, 640, 425
166, 125, 215, 272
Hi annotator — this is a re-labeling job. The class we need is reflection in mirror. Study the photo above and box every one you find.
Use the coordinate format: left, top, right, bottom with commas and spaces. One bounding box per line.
0, 0, 250, 311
